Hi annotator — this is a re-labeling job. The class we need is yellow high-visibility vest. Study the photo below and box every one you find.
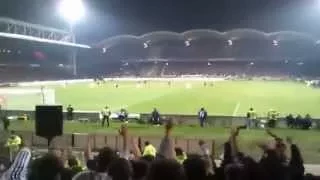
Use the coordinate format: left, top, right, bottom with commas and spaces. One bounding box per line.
5, 135, 22, 151
143, 144, 157, 157
176, 152, 187, 164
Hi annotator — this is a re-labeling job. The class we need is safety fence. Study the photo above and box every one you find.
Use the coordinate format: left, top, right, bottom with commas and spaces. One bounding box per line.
15, 131, 215, 154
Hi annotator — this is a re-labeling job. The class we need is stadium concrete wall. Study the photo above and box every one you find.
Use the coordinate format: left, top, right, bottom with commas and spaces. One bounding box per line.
4, 109, 253, 127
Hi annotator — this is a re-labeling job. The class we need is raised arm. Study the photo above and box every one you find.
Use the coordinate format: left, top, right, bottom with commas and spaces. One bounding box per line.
119, 124, 130, 159
157, 119, 175, 159
1, 147, 32, 180
287, 137, 304, 178
230, 127, 240, 163
199, 140, 215, 175
130, 137, 142, 159
84, 135, 94, 163
266, 129, 280, 140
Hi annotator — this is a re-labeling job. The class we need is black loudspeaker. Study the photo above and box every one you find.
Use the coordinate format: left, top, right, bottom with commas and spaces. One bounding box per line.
35, 105, 63, 139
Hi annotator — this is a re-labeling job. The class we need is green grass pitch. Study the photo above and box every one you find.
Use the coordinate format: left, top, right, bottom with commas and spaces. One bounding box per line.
32, 80, 320, 117
4, 80, 320, 163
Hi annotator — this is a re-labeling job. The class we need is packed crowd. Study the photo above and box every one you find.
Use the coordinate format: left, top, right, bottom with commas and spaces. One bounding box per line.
1, 120, 316, 180
85, 61, 320, 79
0, 65, 71, 83
1, 60, 320, 83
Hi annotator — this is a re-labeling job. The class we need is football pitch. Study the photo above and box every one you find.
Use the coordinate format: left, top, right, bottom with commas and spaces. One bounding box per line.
11, 80, 320, 117
4, 79, 320, 163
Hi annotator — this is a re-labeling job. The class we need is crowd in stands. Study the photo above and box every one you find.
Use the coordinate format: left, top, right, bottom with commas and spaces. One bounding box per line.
0, 65, 71, 83
1, 60, 320, 83
81, 60, 320, 80
1, 120, 317, 180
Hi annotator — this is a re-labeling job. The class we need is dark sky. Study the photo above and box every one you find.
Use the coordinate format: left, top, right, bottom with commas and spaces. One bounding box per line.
0, 0, 319, 43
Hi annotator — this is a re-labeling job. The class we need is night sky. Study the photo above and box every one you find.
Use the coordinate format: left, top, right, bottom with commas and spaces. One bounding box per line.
0, 0, 319, 43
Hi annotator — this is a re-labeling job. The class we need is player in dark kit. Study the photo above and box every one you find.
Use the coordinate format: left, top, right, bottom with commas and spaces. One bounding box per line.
150, 108, 161, 125
203, 81, 207, 87
119, 108, 128, 122
66, 104, 74, 121
198, 107, 207, 127
101, 106, 111, 127
1, 105, 9, 131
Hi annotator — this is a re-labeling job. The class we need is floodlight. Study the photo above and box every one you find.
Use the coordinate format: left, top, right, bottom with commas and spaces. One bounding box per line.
59, 0, 85, 24
185, 40, 190, 47
272, 40, 279, 46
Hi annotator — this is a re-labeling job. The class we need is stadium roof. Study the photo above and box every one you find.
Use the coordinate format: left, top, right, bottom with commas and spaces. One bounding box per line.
0, 17, 91, 49
0, 32, 91, 48
97, 28, 317, 48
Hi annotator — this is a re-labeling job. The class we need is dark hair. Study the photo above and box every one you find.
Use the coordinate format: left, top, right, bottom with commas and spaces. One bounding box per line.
131, 160, 149, 180
97, 147, 117, 172
243, 156, 262, 180
28, 154, 64, 180
145, 141, 150, 146
224, 163, 245, 180
108, 158, 132, 180
260, 149, 289, 180
175, 147, 184, 156
67, 156, 78, 167
183, 155, 206, 180
147, 159, 186, 180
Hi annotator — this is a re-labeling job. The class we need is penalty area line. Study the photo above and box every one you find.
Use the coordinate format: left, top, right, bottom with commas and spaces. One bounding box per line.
232, 102, 241, 116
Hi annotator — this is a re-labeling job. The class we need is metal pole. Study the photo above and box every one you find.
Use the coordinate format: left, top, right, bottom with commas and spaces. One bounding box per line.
71, 49, 77, 76
69, 24, 77, 76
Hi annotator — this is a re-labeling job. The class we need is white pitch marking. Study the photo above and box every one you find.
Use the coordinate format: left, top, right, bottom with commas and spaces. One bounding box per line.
232, 102, 241, 116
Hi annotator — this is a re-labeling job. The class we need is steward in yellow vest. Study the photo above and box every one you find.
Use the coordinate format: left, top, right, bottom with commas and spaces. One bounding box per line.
143, 141, 157, 157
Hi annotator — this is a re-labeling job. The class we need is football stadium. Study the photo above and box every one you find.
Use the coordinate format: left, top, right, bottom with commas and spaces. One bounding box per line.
1, 26, 320, 162
1, 4, 320, 177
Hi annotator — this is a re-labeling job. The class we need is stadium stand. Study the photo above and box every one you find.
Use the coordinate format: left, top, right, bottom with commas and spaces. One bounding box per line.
0, 29, 319, 82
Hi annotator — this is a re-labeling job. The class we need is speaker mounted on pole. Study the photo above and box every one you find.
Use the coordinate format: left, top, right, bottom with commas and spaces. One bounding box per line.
35, 105, 63, 147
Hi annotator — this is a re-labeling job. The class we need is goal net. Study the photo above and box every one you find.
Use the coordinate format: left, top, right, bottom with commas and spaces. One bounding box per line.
0, 88, 55, 110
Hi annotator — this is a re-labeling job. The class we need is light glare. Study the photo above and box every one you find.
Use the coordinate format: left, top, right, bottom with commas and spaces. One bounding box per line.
59, 0, 85, 23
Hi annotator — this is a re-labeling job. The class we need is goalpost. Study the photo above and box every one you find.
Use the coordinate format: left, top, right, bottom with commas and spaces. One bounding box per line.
0, 88, 55, 110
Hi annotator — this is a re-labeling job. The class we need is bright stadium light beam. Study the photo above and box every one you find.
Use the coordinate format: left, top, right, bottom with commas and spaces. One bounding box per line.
58, 0, 85, 76
59, 0, 85, 24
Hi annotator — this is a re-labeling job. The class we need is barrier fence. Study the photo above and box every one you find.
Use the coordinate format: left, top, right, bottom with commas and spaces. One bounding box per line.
15, 131, 215, 154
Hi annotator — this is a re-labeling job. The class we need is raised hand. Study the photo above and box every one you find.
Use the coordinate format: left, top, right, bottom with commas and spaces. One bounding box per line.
198, 139, 205, 147
230, 126, 240, 137
286, 136, 293, 145
165, 118, 174, 135
119, 124, 128, 137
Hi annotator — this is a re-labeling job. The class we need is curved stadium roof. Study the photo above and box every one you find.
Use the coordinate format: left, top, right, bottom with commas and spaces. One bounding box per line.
96, 28, 317, 48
